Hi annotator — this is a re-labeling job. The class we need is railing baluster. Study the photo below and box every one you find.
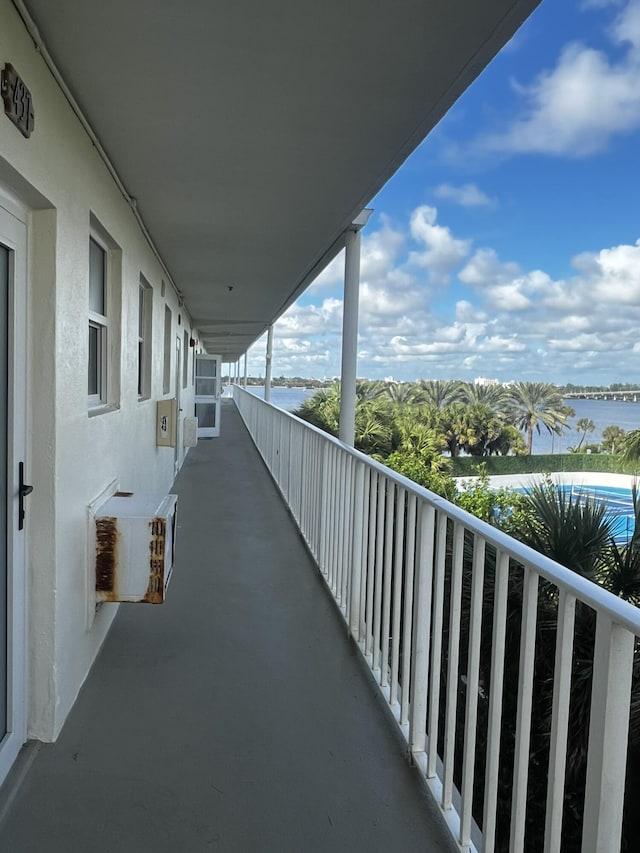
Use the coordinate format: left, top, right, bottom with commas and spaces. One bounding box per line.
372, 474, 386, 675
332, 446, 340, 596
335, 450, 345, 603
400, 494, 417, 726
390, 487, 406, 709
482, 550, 509, 853
409, 502, 435, 757
342, 456, 354, 617
380, 482, 395, 691
509, 565, 539, 853
581, 615, 635, 853
427, 512, 448, 779
315, 433, 322, 556
359, 466, 371, 643
544, 589, 576, 853
365, 471, 378, 659
349, 460, 366, 641
443, 521, 464, 810
460, 534, 486, 847
319, 442, 329, 575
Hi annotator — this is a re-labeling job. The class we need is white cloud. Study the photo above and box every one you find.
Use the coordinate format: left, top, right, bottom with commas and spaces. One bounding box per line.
308, 253, 344, 292
408, 205, 471, 282
434, 182, 494, 207
243, 200, 640, 383
459, 248, 521, 287
277, 298, 343, 336
581, 0, 624, 9
478, 2, 640, 157
571, 239, 640, 303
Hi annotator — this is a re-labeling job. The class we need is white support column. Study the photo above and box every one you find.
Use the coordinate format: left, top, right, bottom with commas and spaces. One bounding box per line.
339, 210, 372, 446
265, 324, 274, 402
339, 228, 361, 446
243, 352, 248, 387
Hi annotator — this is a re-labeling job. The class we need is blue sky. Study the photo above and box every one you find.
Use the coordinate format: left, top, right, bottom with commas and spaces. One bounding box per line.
247, 0, 640, 385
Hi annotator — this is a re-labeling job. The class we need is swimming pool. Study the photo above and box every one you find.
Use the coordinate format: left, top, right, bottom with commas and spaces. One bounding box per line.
522, 484, 636, 545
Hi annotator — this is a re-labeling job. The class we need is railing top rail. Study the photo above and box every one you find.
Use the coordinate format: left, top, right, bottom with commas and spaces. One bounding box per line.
234, 386, 640, 635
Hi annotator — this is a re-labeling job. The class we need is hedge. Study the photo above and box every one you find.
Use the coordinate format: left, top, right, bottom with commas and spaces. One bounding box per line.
450, 454, 640, 477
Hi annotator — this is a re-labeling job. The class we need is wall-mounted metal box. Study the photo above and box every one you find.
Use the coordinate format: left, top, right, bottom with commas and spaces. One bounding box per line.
157, 398, 177, 446
93, 492, 178, 604
183, 416, 198, 447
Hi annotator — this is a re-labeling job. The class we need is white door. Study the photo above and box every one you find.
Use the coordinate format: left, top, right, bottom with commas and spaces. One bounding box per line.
195, 354, 222, 438
174, 335, 182, 472
0, 200, 27, 785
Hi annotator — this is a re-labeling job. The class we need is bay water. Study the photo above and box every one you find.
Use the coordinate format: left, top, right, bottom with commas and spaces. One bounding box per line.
246, 386, 640, 454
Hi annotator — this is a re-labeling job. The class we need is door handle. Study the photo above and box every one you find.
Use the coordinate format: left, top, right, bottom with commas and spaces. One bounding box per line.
19, 461, 33, 531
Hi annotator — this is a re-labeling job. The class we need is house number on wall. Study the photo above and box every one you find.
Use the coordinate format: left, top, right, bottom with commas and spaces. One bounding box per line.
1, 64, 34, 138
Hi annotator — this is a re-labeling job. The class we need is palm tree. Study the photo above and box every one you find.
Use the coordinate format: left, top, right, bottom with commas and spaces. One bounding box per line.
414, 378, 465, 409
382, 381, 418, 406
506, 381, 570, 454
294, 383, 340, 434
619, 428, 640, 464
574, 417, 595, 451
436, 403, 475, 458
515, 481, 615, 581
355, 378, 387, 402
354, 403, 394, 456
460, 381, 508, 410
601, 424, 626, 455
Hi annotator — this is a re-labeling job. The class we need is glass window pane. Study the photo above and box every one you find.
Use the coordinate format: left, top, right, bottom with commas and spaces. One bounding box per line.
195, 377, 217, 396
88, 324, 99, 395
195, 402, 217, 428
89, 238, 105, 315
163, 306, 172, 394
183, 331, 189, 387
138, 340, 143, 396
139, 286, 144, 338
196, 358, 217, 377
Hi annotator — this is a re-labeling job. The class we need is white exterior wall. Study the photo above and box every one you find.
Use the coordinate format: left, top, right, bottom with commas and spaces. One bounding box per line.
0, 0, 199, 740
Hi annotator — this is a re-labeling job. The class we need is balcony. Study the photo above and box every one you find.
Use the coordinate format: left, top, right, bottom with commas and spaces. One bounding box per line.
2, 389, 639, 853
0, 399, 456, 852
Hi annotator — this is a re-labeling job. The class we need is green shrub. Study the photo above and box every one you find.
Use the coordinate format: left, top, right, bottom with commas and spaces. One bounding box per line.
450, 453, 640, 477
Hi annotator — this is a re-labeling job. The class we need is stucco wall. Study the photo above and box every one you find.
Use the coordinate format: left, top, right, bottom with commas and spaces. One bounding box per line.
0, 0, 199, 739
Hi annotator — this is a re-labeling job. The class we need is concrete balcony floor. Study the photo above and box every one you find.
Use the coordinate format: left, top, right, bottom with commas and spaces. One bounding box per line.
0, 401, 455, 852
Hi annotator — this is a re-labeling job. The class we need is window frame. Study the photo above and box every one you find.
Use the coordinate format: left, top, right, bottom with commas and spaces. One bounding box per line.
138, 275, 153, 400
162, 305, 172, 395
88, 234, 108, 408
182, 330, 189, 388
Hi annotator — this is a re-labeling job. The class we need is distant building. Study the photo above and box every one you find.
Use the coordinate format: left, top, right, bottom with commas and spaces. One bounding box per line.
474, 376, 500, 386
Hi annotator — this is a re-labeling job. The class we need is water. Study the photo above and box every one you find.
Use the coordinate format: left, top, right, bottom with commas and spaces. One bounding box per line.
245, 388, 640, 449
539, 398, 640, 454
246, 385, 316, 411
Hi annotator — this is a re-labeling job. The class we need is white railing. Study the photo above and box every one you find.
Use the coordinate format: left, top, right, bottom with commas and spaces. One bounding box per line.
234, 386, 640, 853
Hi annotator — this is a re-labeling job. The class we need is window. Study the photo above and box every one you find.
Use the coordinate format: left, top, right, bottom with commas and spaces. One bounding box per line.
138, 276, 153, 399
88, 236, 107, 406
88, 217, 121, 412
163, 305, 172, 394
183, 330, 189, 388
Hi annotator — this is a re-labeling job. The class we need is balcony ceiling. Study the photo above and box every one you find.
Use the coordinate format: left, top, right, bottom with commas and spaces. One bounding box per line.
22, 0, 539, 359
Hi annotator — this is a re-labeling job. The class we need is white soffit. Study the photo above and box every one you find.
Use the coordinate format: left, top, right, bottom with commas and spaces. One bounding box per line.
19, 0, 540, 357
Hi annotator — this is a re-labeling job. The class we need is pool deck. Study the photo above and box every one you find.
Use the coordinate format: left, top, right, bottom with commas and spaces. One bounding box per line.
460, 471, 639, 490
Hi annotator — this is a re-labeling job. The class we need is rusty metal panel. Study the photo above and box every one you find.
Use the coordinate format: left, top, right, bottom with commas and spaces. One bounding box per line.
93, 493, 177, 604
95, 516, 119, 601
